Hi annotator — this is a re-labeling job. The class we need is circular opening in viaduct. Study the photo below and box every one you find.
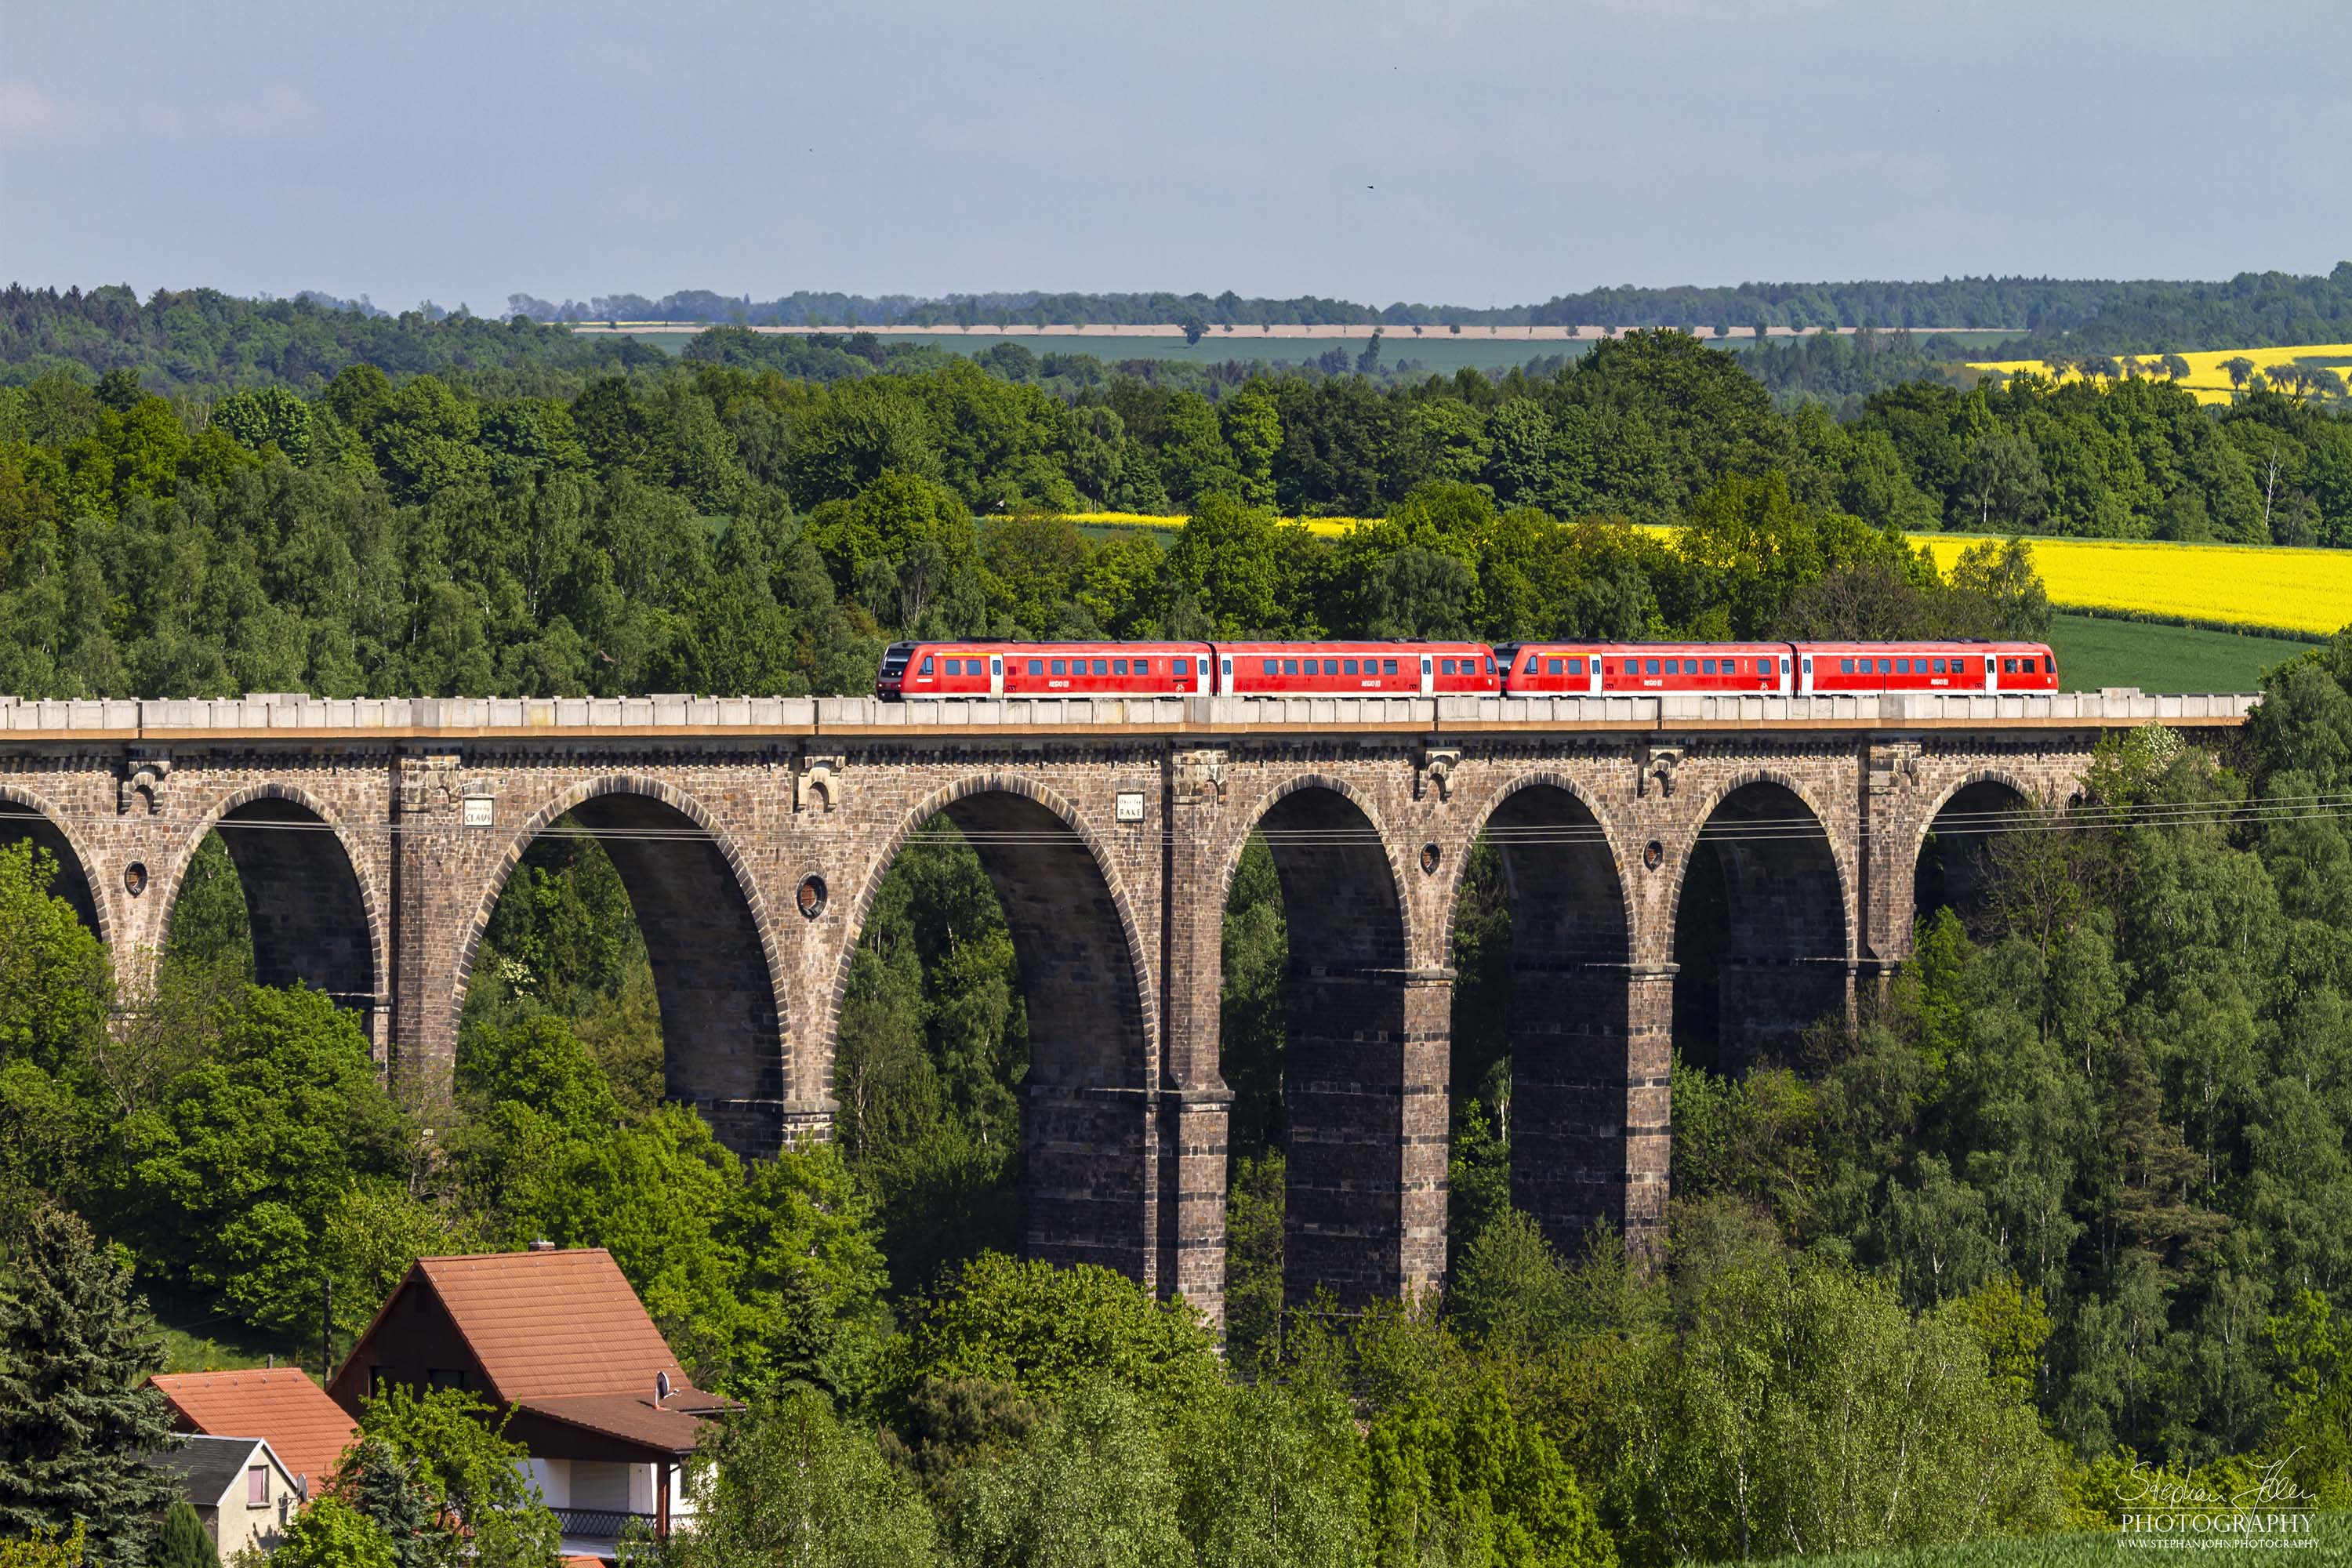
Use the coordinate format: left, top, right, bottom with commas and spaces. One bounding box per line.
1419, 843, 1441, 875
124, 862, 148, 895
1642, 839, 1664, 870
797, 875, 828, 919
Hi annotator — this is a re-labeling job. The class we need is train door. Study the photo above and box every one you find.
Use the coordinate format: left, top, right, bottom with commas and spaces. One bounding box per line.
1419, 655, 1434, 696
1780, 656, 1793, 695
1218, 655, 1232, 695
1798, 655, 1814, 695
989, 655, 1004, 698
1983, 655, 1998, 693
1588, 656, 1602, 696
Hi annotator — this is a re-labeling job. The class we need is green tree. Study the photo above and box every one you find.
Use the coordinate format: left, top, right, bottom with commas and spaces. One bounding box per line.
1175, 1379, 1370, 1568
151, 1503, 216, 1568
0, 1204, 180, 1566
118, 985, 413, 1338
892, 1255, 1222, 1420
334, 1439, 433, 1568
270, 1497, 397, 1568
946, 1381, 1192, 1568
1368, 1370, 1614, 1568
350, 1385, 558, 1568
668, 1388, 938, 1568
1959, 431, 2050, 532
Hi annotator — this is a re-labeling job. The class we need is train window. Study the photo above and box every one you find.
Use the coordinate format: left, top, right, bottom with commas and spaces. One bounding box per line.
920, 656, 934, 674
1051, 659, 1067, 675
2003, 658, 2018, 673
1384, 659, 1399, 674
1701, 659, 1715, 673
1341, 659, 1356, 674
1547, 658, 1563, 674
1283, 659, 1298, 674
1840, 659, 1855, 673
1088, 659, 1103, 674
1645, 659, 1661, 675
1623, 659, 1638, 674
1875, 659, 1889, 673
1262, 660, 1277, 674
1111, 659, 1125, 674
1437, 659, 1451, 674
1566, 659, 1583, 674
942, 659, 956, 674
1894, 659, 1907, 673
1525, 654, 1540, 673
1136, 659, 1150, 673
1028, 659, 1043, 674
1930, 658, 1944, 672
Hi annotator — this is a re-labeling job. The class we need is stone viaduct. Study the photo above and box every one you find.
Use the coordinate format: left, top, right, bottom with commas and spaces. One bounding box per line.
0, 688, 2254, 1323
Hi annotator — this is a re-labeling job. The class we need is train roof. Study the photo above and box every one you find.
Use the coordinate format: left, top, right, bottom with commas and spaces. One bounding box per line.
1795, 639, 2053, 652
1214, 639, 1494, 653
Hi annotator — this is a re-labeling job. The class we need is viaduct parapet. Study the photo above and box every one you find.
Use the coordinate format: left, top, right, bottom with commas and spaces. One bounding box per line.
0, 689, 2256, 1321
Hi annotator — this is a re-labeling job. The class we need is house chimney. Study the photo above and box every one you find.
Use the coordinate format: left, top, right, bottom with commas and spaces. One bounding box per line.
528, 1238, 556, 1252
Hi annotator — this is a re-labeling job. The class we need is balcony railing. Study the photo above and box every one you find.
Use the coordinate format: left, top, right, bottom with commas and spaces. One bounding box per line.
551, 1507, 657, 1541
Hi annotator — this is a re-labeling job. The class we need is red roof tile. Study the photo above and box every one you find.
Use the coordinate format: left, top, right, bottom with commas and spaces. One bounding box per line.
415, 1250, 700, 1404
150, 1368, 357, 1490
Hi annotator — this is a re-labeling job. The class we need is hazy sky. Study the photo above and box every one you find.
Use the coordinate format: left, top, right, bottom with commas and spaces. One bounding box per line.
5, 0, 2347, 311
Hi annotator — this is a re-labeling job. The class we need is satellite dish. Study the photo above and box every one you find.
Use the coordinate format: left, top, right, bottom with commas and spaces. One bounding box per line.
655, 1370, 672, 1404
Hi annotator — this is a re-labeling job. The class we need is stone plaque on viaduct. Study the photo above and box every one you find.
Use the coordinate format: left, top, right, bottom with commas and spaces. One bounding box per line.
0, 688, 2255, 1323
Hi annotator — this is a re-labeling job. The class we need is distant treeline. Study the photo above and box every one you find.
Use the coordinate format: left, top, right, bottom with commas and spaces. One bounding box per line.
507, 263, 2352, 349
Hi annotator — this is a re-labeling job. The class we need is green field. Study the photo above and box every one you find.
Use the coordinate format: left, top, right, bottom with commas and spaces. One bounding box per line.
598, 327, 2027, 372
2047, 612, 2310, 693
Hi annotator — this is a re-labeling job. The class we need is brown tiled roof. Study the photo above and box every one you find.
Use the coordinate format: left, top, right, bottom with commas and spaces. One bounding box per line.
150, 1369, 358, 1490
413, 1250, 703, 1404
514, 1395, 713, 1454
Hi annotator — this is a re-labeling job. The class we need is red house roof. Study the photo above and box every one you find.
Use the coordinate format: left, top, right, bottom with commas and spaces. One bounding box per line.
149, 1368, 358, 1492
327, 1248, 729, 1459
413, 1250, 693, 1401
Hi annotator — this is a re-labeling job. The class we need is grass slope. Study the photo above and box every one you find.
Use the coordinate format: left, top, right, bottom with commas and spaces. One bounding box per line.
2048, 613, 2310, 693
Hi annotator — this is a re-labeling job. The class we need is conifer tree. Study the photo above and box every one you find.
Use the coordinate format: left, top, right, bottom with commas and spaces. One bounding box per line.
0, 1204, 179, 1566
153, 1501, 218, 1568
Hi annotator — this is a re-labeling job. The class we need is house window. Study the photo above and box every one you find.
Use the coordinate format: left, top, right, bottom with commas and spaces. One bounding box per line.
248, 1466, 270, 1506
426, 1368, 470, 1391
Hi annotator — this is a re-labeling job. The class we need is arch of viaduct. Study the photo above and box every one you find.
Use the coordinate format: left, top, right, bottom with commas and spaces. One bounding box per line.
0, 688, 2254, 1323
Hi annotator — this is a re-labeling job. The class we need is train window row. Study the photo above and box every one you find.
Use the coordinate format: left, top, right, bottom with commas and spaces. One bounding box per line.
1262, 657, 1403, 674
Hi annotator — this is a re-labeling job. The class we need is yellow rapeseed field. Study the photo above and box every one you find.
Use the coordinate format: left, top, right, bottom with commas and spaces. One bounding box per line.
1907, 535, 2350, 637
1965, 345, 2352, 408
1067, 511, 1366, 537
1056, 514, 2352, 636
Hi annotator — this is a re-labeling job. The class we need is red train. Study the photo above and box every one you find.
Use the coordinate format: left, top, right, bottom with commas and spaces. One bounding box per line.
876, 639, 2058, 699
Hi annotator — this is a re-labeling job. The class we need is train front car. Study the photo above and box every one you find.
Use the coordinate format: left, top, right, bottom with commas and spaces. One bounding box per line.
1499, 642, 1795, 696
1213, 641, 1500, 697
1793, 641, 2060, 695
